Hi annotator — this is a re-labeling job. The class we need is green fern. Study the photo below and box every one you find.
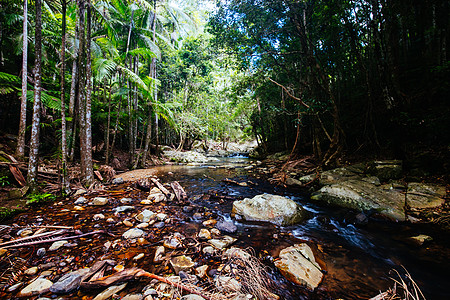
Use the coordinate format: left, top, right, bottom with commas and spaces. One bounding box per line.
0, 72, 20, 95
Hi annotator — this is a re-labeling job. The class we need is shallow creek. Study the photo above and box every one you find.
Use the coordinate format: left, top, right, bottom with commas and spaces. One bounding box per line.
2, 156, 450, 299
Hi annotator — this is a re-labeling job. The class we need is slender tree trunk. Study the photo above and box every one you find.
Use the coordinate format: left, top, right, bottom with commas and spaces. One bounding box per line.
77, 0, 86, 180
105, 81, 111, 164
83, 0, 94, 185
60, 0, 70, 193
16, 0, 28, 159
110, 100, 122, 160
27, 0, 42, 188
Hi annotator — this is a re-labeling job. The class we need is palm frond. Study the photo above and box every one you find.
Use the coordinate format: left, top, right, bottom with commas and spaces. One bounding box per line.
0, 72, 20, 95
128, 47, 157, 60
117, 65, 148, 91
94, 58, 117, 82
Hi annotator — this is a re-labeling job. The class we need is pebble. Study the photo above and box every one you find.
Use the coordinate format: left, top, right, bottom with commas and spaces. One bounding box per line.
193, 213, 203, 221
136, 222, 149, 229
137, 238, 149, 245
120, 197, 133, 204
106, 218, 115, 223
198, 229, 211, 240
122, 294, 144, 300
92, 282, 127, 300
195, 265, 208, 278
114, 265, 125, 272
50, 268, 90, 294
74, 189, 87, 196
115, 206, 135, 213
37, 248, 46, 257
170, 255, 195, 274
202, 219, 217, 226
73, 205, 85, 211
210, 228, 221, 237
156, 213, 168, 221
112, 177, 124, 184
153, 246, 165, 263
181, 295, 206, 300
202, 246, 215, 255
163, 236, 182, 249
140, 200, 152, 205
90, 197, 109, 206
136, 210, 155, 223
74, 196, 87, 204
133, 253, 145, 261
153, 222, 165, 229
216, 220, 237, 233
123, 220, 134, 227
24, 266, 38, 275
19, 229, 33, 237
123, 228, 145, 239
49, 240, 68, 251
93, 213, 105, 220
208, 235, 237, 250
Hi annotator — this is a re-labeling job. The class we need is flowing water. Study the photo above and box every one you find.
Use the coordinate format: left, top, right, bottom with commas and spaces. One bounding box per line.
2, 156, 449, 299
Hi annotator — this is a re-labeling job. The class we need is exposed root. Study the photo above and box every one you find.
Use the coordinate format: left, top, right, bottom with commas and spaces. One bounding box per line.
371, 267, 426, 300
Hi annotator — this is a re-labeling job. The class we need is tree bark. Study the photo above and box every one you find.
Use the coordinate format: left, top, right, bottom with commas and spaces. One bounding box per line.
16, 0, 28, 159
77, 0, 87, 180
27, 0, 42, 188
105, 81, 112, 165
60, 0, 70, 193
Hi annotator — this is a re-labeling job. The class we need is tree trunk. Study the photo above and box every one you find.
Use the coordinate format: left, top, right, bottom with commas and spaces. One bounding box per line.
83, 0, 94, 186
77, 0, 87, 180
60, 0, 70, 193
27, 0, 42, 188
105, 81, 112, 165
16, 0, 28, 159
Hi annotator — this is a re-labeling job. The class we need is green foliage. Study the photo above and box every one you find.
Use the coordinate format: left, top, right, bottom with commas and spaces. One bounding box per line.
0, 207, 22, 221
26, 192, 56, 206
0, 176, 10, 187
0, 72, 20, 95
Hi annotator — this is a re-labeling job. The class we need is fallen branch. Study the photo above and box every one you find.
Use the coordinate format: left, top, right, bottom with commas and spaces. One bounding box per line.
150, 177, 172, 197
170, 181, 187, 201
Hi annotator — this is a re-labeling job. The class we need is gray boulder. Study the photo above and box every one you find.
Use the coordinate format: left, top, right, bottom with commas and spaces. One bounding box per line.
232, 194, 308, 226
50, 269, 90, 294
407, 182, 446, 209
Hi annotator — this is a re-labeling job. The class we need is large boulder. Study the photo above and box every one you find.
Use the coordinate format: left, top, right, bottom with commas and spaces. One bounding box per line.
311, 180, 406, 221
274, 244, 323, 290
368, 160, 402, 182
232, 194, 308, 226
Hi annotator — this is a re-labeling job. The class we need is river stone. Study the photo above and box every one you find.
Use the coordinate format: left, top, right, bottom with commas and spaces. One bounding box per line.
154, 245, 165, 263
90, 197, 108, 206
49, 240, 68, 251
195, 265, 209, 278
74, 189, 87, 196
122, 294, 144, 300
93, 283, 127, 300
406, 183, 446, 209
136, 209, 155, 222
115, 206, 135, 213
312, 180, 406, 221
408, 234, 433, 246
232, 194, 308, 226
74, 196, 87, 204
208, 235, 237, 250
181, 294, 206, 300
215, 276, 241, 292
170, 255, 195, 274
25, 266, 38, 275
274, 244, 323, 290
122, 228, 145, 239
285, 177, 304, 187
319, 167, 362, 185
216, 220, 237, 233
93, 213, 105, 220
0, 248, 7, 257
198, 228, 211, 240
50, 268, 90, 294
18, 278, 53, 297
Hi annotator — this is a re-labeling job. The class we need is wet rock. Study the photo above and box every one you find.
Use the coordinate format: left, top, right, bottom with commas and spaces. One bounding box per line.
133, 253, 145, 261
122, 294, 144, 300
208, 235, 237, 250
120, 198, 133, 204
137, 222, 149, 229
18, 228, 33, 237
203, 219, 217, 226
136, 209, 155, 223
193, 213, 203, 221
74, 196, 88, 204
163, 236, 182, 249
156, 213, 168, 221
203, 246, 215, 255
93, 213, 105, 220
183, 206, 194, 213
215, 276, 241, 292
195, 265, 209, 278
232, 194, 308, 226
361, 176, 381, 186
181, 295, 206, 300
216, 220, 237, 234
140, 200, 152, 205
311, 180, 406, 221
106, 218, 115, 223
24, 266, 38, 275
115, 206, 135, 213
73, 205, 85, 211
407, 183, 446, 209
319, 167, 361, 185
210, 228, 221, 237
154, 246, 165, 263
49, 240, 68, 251
285, 177, 304, 187
123, 220, 134, 227
93, 282, 127, 300
114, 265, 125, 272
90, 197, 109, 206
170, 255, 195, 274
154, 221, 165, 229
74, 189, 87, 196
0, 248, 7, 257
50, 268, 90, 294
198, 229, 211, 240
354, 213, 369, 225
123, 228, 145, 239
408, 234, 433, 246
112, 177, 124, 184
224, 247, 251, 260
274, 244, 323, 290
18, 278, 53, 297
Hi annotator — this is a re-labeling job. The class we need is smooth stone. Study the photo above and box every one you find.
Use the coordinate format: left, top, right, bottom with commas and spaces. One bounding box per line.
93, 213, 105, 220
285, 177, 304, 187
216, 220, 237, 234
136, 209, 156, 223
50, 268, 90, 294
274, 244, 323, 290
198, 228, 211, 240
106, 218, 115, 223
92, 283, 127, 300
195, 265, 208, 279
90, 197, 109, 206
202, 246, 215, 255
74, 196, 87, 204
115, 206, 135, 213
24, 266, 38, 275
18, 278, 53, 297
133, 253, 145, 261
49, 240, 68, 251
181, 295, 206, 300
163, 237, 182, 249
202, 219, 217, 226
153, 246, 165, 263
156, 213, 168, 221
224, 247, 251, 260
208, 235, 237, 250
210, 228, 221, 237
408, 234, 433, 246
407, 182, 446, 209
137, 222, 149, 229
154, 221, 165, 228
123, 228, 145, 239
232, 194, 308, 226
73, 205, 85, 211
147, 193, 166, 203
114, 265, 125, 272
74, 189, 87, 196
6, 282, 22, 292
112, 177, 124, 184
170, 255, 195, 274
120, 198, 133, 204
140, 200, 152, 205
123, 220, 134, 227
122, 294, 144, 300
